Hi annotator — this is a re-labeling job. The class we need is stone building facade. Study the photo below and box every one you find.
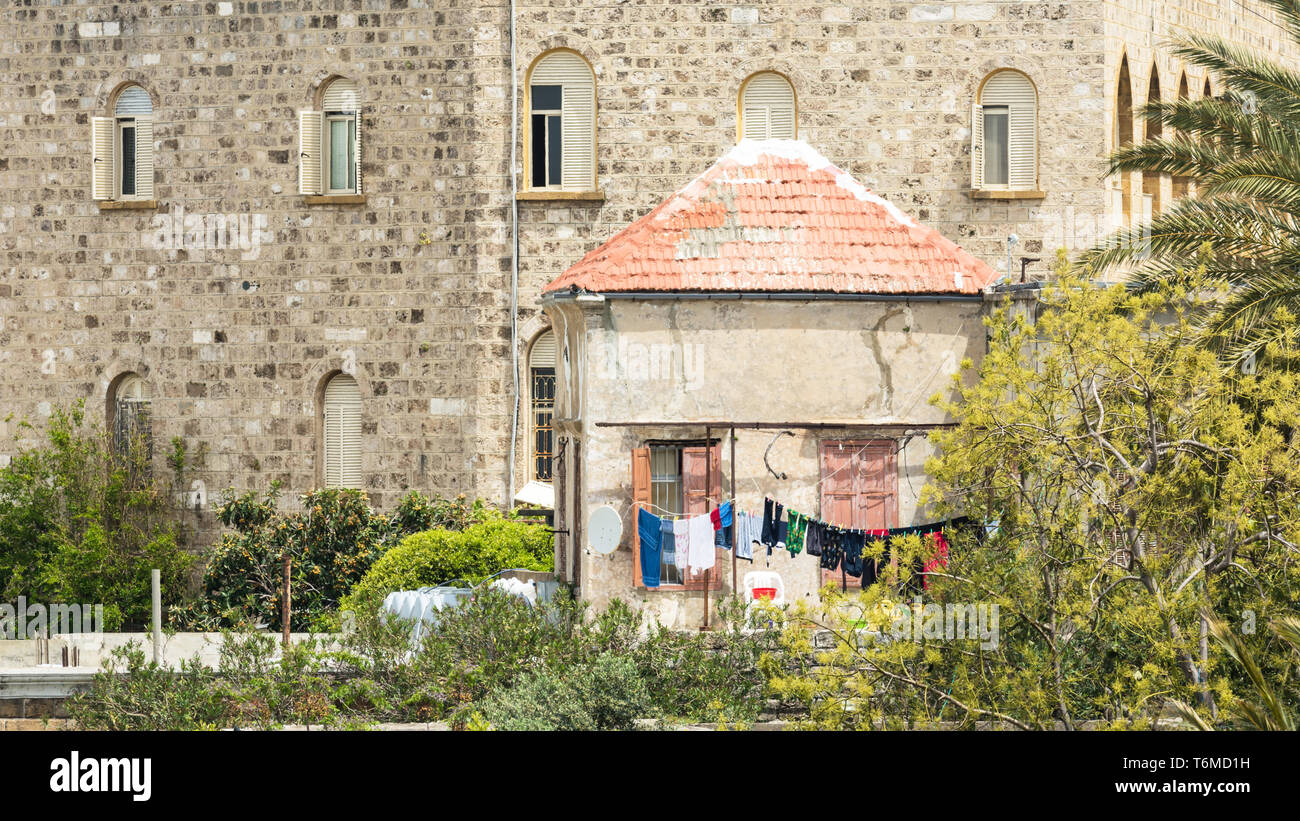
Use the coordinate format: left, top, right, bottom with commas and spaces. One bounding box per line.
0, 1, 1293, 553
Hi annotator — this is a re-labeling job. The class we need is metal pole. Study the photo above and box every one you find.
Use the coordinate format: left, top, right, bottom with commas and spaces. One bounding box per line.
282, 553, 292, 649
703, 426, 711, 631
730, 426, 737, 596
150, 569, 161, 665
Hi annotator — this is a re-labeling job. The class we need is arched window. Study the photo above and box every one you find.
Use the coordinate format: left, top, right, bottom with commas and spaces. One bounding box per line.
738, 72, 796, 141
1116, 57, 1135, 225
1203, 77, 1213, 98
1143, 66, 1163, 215
91, 84, 154, 202
321, 373, 362, 489
526, 50, 596, 192
300, 77, 361, 196
108, 373, 152, 464
972, 69, 1037, 191
529, 330, 557, 481
1174, 72, 1191, 199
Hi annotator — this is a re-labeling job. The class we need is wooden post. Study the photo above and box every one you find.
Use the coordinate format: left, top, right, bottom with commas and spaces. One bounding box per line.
151, 569, 162, 664
281, 553, 292, 649
730, 426, 737, 597
703, 426, 711, 630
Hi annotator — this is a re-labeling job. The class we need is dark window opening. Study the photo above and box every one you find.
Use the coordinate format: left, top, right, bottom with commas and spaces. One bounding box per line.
531, 366, 555, 480
120, 123, 136, 197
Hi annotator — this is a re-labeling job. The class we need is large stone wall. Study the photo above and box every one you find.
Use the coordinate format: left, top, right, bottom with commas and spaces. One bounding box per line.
0, 1, 1290, 557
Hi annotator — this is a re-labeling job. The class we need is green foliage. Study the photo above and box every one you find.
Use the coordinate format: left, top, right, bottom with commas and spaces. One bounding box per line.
172, 488, 496, 632
478, 653, 652, 731
1079, 0, 1300, 361
1171, 614, 1300, 730
340, 518, 553, 615
74, 590, 777, 730
0, 401, 194, 629
767, 261, 1300, 729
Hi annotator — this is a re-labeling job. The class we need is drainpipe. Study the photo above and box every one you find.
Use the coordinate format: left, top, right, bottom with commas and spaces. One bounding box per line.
506, 0, 520, 508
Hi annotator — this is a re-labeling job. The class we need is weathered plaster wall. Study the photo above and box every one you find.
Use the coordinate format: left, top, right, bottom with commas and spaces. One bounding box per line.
547, 296, 984, 627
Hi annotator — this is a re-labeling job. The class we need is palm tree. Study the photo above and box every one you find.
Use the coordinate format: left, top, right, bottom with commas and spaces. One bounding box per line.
1168, 614, 1299, 730
1079, 0, 1300, 362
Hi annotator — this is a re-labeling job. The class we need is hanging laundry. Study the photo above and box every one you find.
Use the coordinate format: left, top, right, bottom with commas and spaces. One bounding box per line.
761, 497, 783, 550
922, 532, 950, 590
673, 518, 689, 575
688, 513, 715, 575
660, 517, 676, 571
841, 529, 865, 578
712, 501, 733, 549
860, 531, 889, 589
805, 518, 824, 557
786, 509, 808, 557
820, 525, 844, 571
734, 510, 759, 562
637, 508, 662, 588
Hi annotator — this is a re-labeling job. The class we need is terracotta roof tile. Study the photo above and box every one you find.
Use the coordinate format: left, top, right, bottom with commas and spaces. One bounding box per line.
544, 139, 997, 296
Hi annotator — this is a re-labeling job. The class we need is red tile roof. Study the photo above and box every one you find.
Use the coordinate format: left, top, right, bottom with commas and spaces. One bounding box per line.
543, 140, 998, 296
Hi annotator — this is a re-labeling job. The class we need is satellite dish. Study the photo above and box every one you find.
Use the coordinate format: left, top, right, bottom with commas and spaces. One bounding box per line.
588, 505, 622, 555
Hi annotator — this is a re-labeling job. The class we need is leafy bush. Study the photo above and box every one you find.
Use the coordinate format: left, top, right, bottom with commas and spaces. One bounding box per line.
172, 487, 496, 632
341, 518, 553, 615
70, 634, 337, 731
72, 591, 777, 730
0, 401, 195, 629
479, 654, 651, 731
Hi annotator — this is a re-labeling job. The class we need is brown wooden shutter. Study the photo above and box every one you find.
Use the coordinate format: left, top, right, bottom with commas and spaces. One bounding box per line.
820, 440, 898, 587
682, 444, 722, 591
631, 447, 651, 589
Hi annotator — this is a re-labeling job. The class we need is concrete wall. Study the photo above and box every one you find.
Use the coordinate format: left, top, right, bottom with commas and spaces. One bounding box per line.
0, 632, 338, 671
545, 295, 984, 628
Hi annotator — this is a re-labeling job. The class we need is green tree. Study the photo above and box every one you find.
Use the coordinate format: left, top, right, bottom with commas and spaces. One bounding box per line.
766, 258, 1300, 729
0, 402, 194, 629
1080, 0, 1300, 361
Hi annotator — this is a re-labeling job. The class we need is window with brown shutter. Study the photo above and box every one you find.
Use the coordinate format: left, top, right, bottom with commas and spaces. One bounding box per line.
819, 440, 898, 587
631, 442, 723, 591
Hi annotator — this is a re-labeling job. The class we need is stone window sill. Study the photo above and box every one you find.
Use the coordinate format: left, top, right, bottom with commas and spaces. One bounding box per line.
304, 194, 367, 205
97, 200, 158, 210
516, 190, 606, 202
968, 189, 1047, 201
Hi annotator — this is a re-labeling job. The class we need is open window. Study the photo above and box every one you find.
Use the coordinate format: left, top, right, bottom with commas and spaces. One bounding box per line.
108, 373, 153, 479
526, 50, 596, 192
972, 70, 1037, 192
738, 71, 796, 140
321, 373, 362, 488
300, 78, 361, 197
631, 443, 722, 590
92, 85, 154, 202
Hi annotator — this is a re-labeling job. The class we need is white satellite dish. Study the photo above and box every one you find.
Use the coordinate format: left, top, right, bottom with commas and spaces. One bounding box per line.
588, 505, 622, 555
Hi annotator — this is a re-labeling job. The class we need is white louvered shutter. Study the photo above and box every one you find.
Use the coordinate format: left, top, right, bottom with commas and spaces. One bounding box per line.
742, 106, 769, 140
299, 110, 323, 195
979, 71, 1037, 190
530, 330, 556, 369
531, 52, 596, 191
323, 374, 362, 488
134, 116, 154, 199
1007, 105, 1036, 189
321, 79, 358, 112
91, 117, 114, 200
971, 103, 983, 190
740, 73, 796, 140
114, 85, 153, 117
